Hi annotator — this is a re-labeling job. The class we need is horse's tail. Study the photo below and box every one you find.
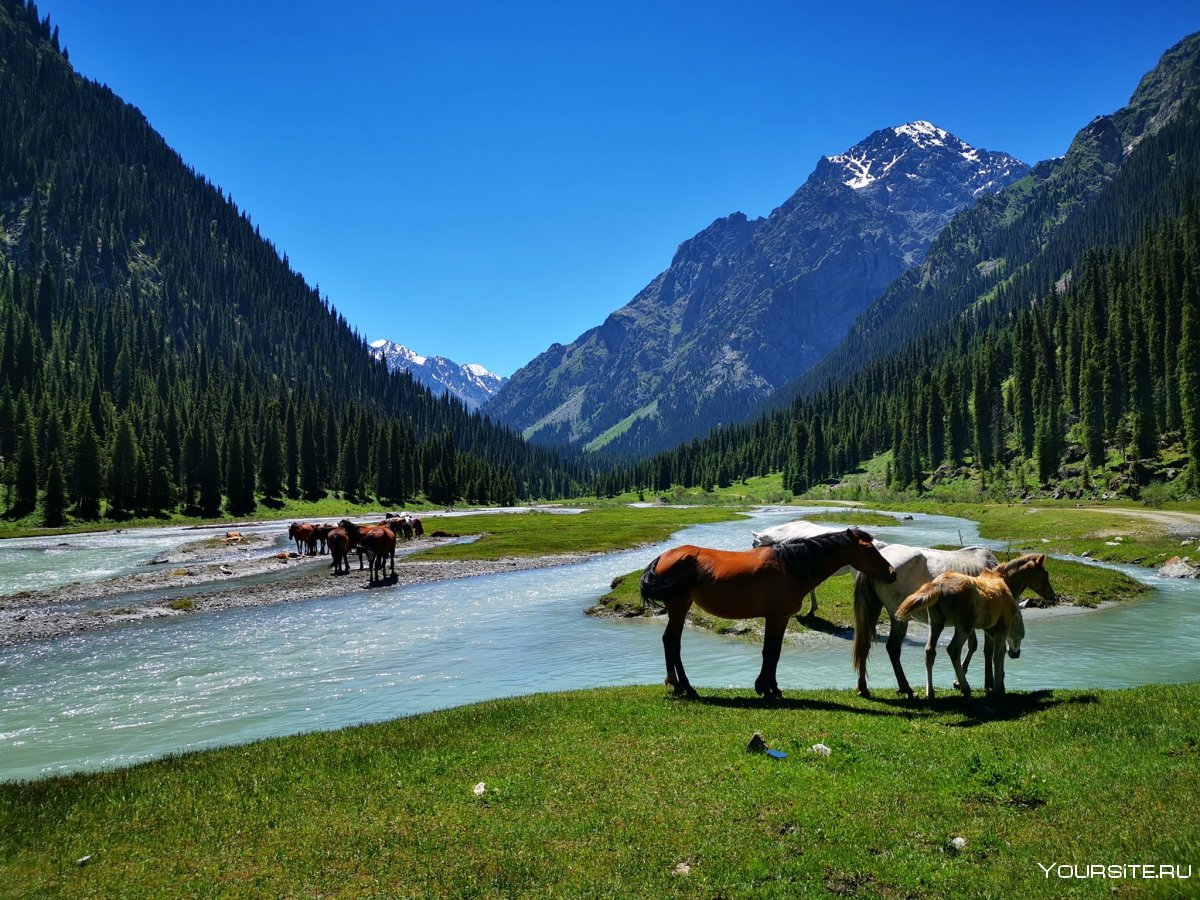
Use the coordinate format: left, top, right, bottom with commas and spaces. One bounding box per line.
851, 570, 884, 676
896, 582, 941, 620
639, 553, 697, 612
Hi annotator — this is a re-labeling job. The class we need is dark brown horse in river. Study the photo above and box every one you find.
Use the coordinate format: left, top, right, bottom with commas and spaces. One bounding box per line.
326, 526, 354, 575
338, 519, 396, 584
640, 528, 897, 700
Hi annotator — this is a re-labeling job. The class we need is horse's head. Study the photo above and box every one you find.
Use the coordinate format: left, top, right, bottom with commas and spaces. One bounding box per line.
847, 528, 897, 583
1007, 608, 1026, 659
1006, 553, 1057, 607
1026, 554, 1056, 606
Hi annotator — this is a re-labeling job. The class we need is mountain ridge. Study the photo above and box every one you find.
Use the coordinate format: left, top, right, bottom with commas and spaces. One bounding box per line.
369, 339, 506, 411
486, 121, 1028, 454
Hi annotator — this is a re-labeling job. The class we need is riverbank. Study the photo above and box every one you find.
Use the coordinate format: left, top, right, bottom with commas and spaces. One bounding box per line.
0, 530, 597, 647
3, 683, 1196, 896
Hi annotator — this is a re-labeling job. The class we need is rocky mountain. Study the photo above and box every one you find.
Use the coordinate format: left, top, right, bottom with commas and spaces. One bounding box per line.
786, 30, 1200, 399
370, 339, 506, 410
485, 123, 1027, 454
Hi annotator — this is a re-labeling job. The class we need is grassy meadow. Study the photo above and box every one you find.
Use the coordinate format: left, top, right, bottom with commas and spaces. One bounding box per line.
2, 684, 1197, 897
2, 489, 1196, 897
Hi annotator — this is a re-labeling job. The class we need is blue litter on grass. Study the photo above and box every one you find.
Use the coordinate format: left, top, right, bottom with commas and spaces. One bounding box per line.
765, 748, 787, 759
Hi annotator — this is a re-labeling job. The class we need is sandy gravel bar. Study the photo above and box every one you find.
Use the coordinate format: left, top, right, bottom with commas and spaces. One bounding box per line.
0, 533, 596, 647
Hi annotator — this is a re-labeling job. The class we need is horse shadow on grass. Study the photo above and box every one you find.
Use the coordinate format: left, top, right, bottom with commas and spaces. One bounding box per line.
691, 694, 898, 717
870, 689, 1100, 727
687, 689, 1098, 724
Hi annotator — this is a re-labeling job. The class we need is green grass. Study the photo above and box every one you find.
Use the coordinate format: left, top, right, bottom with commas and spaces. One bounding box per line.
582, 400, 659, 452
408, 506, 745, 561
3, 684, 1197, 897
801, 510, 900, 528
591, 554, 1145, 635
896, 502, 1200, 568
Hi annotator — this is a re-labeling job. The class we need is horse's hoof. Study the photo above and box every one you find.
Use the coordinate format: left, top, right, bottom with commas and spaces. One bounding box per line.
856, 687, 871, 698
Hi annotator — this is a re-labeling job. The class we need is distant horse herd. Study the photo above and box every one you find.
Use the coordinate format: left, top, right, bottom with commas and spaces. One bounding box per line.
642, 517, 1057, 701
287, 513, 424, 585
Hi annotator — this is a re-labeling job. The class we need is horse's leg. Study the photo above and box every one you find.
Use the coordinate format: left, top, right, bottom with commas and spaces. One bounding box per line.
989, 628, 1006, 696
955, 630, 978, 691
662, 601, 697, 699
983, 633, 995, 693
924, 612, 945, 700
885, 614, 915, 698
755, 613, 788, 700
807, 588, 818, 617
946, 622, 972, 698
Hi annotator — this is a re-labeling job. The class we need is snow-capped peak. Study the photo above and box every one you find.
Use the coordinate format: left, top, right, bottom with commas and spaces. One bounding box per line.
823, 122, 1025, 196
370, 338, 506, 411
892, 120, 951, 148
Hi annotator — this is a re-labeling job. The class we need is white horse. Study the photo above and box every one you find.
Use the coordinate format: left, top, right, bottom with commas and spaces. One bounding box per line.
752, 520, 887, 616
851, 543, 1011, 698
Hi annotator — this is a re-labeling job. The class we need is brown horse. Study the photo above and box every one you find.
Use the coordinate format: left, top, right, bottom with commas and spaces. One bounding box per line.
386, 514, 413, 540
327, 527, 352, 575
896, 554, 1054, 699
312, 523, 335, 554
411, 516, 424, 537
640, 528, 897, 700
340, 519, 396, 583
288, 522, 315, 555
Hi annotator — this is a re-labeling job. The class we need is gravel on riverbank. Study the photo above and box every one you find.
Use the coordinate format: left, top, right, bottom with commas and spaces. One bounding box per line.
0, 533, 597, 646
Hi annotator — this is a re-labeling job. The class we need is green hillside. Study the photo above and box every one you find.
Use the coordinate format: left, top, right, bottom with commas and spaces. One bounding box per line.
0, 0, 587, 528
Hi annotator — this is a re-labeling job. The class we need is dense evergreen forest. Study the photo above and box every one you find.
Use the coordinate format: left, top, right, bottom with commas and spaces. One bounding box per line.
597, 97, 1200, 502
0, 1, 588, 526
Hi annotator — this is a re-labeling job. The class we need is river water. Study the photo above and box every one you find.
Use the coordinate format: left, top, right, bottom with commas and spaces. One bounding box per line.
1, 507, 1198, 782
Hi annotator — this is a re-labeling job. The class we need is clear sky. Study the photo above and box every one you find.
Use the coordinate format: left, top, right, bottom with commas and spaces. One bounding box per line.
40, 1, 1200, 376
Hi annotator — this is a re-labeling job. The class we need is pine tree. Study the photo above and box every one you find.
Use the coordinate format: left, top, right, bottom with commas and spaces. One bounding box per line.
300, 415, 321, 501
225, 427, 248, 515
1080, 356, 1106, 468
14, 414, 39, 513
1179, 278, 1200, 489
198, 426, 223, 517
70, 418, 103, 519
108, 416, 138, 515
259, 413, 284, 500
42, 455, 66, 526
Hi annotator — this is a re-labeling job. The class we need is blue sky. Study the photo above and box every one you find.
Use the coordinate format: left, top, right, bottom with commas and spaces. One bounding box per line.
43, 1, 1199, 376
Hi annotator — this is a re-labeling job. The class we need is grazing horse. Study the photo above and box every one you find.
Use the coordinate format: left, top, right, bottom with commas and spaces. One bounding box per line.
386, 514, 413, 540
851, 544, 1001, 698
640, 528, 897, 700
752, 519, 888, 616
410, 516, 424, 537
896, 554, 1055, 698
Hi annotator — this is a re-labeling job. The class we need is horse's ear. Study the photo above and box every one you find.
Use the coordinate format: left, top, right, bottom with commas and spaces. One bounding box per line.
1034, 554, 1046, 565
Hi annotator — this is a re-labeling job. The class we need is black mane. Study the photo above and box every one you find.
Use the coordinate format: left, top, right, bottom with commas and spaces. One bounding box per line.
771, 527, 872, 579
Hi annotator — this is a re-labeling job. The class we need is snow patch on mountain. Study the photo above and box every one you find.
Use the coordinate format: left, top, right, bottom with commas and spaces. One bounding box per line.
370, 339, 506, 410
825, 120, 1023, 196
